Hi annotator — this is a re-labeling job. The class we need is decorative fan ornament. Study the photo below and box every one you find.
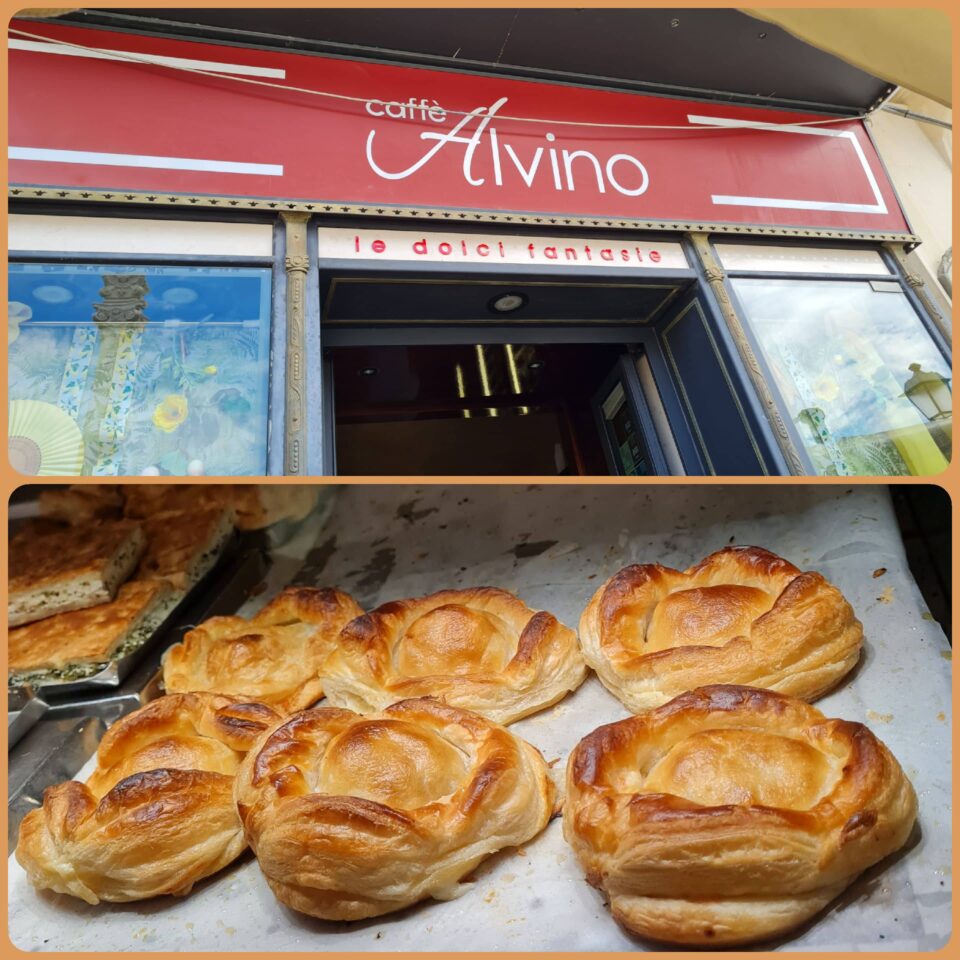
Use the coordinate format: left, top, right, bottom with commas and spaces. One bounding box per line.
8, 399, 85, 475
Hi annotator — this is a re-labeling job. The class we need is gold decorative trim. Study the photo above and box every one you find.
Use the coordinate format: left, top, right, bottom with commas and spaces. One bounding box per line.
689, 232, 806, 475
10, 185, 921, 244
281, 212, 310, 476
882, 242, 952, 344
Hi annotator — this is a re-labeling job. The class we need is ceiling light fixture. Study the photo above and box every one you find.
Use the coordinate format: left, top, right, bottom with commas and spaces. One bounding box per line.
489, 292, 528, 313
357, 366, 378, 376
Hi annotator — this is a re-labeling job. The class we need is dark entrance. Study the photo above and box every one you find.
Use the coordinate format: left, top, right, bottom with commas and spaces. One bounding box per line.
330, 342, 660, 475
318, 251, 782, 477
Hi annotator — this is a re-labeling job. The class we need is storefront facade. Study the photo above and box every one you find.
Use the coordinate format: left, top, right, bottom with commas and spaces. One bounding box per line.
8, 18, 952, 476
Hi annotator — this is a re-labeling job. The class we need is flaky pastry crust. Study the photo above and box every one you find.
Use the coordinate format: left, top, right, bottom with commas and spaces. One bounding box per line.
16, 693, 282, 903
564, 684, 917, 946
162, 587, 362, 713
135, 503, 235, 591
579, 546, 863, 711
321, 587, 587, 724
235, 697, 555, 920
8, 579, 172, 672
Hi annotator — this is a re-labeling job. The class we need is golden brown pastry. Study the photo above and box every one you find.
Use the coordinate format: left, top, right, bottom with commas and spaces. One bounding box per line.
8, 579, 172, 674
235, 697, 555, 920
162, 587, 362, 713
579, 546, 862, 712
38, 485, 124, 526
564, 684, 917, 946
8, 519, 145, 627
134, 503, 236, 591
321, 587, 587, 724
16, 693, 282, 903
122, 483, 317, 530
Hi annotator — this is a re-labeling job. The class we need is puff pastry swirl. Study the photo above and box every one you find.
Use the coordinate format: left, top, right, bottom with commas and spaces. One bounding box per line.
163, 587, 362, 713
564, 685, 917, 946
321, 587, 586, 724
235, 697, 555, 920
579, 546, 862, 712
16, 693, 282, 903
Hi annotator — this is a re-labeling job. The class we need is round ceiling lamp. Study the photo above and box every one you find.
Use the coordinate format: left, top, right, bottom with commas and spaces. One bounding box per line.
488, 292, 528, 314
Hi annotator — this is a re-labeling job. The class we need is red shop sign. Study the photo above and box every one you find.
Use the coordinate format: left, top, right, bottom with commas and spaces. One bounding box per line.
8, 20, 911, 235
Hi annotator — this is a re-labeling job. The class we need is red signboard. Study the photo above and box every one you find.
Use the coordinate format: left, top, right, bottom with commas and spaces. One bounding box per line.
9, 19, 910, 234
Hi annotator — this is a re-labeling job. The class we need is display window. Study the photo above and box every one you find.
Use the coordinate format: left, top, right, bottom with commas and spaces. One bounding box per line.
729, 273, 951, 476
8, 263, 272, 476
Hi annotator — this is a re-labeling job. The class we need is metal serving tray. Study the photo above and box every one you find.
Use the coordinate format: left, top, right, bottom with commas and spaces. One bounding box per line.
7, 490, 336, 702
7, 689, 49, 751
7, 485, 952, 952
7, 531, 253, 704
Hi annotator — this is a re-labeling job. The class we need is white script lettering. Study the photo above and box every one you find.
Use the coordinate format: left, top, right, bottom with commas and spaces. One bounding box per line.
364, 98, 650, 198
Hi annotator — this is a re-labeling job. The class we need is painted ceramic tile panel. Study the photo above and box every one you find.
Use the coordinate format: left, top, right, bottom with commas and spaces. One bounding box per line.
8, 264, 271, 476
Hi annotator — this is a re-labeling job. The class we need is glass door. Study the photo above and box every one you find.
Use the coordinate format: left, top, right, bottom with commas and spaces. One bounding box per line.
592, 353, 669, 476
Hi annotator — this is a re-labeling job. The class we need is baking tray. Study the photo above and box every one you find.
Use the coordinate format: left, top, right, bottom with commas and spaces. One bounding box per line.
6, 490, 335, 700
7, 531, 251, 702
7, 485, 952, 951
7, 689, 49, 751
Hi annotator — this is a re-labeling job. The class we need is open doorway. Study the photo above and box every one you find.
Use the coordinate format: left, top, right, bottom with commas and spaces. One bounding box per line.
330, 342, 660, 475
318, 257, 713, 476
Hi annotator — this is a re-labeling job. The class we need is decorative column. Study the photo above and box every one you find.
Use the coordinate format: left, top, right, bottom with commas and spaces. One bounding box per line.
688, 233, 806, 475
85, 274, 149, 475
883, 242, 952, 343
282, 212, 310, 475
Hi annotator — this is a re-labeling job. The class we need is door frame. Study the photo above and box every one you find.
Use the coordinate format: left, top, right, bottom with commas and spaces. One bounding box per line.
321, 323, 703, 475
592, 353, 671, 476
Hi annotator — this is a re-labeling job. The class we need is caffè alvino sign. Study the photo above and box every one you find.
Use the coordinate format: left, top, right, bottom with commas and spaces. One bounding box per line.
364, 97, 651, 199
9, 19, 911, 236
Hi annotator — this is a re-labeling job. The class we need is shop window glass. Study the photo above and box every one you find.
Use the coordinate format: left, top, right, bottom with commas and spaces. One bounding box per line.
8, 264, 272, 476
732, 278, 951, 476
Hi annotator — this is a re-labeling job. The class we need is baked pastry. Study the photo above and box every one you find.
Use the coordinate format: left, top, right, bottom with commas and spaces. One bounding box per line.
134, 503, 236, 591
8, 519, 145, 627
321, 587, 587, 724
235, 697, 555, 920
16, 692, 282, 903
122, 484, 318, 530
563, 685, 917, 946
38, 485, 124, 525
8, 579, 172, 675
228, 484, 319, 530
162, 587, 362, 713
579, 546, 862, 712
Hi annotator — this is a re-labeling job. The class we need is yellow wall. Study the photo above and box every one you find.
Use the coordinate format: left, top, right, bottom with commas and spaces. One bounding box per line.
866, 91, 952, 300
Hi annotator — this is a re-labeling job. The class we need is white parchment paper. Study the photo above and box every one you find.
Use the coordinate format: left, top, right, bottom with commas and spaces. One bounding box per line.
8, 484, 952, 951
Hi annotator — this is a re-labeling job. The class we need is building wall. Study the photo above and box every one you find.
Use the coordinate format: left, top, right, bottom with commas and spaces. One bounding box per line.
867, 91, 952, 300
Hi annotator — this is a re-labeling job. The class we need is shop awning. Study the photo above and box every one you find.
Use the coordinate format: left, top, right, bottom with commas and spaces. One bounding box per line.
27, 7, 896, 115
745, 8, 951, 108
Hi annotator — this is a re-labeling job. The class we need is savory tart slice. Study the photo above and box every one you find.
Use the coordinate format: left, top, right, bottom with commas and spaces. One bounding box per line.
8, 579, 172, 675
8, 520, 145, 627
135, 504, 236, 592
